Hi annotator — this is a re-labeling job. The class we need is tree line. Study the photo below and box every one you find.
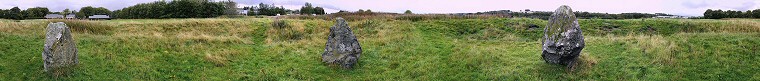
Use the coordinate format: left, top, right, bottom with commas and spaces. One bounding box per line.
703, 9, 760, 19
0, 0, 331, 20
112, 0, 227, 19
0, 6, 114, 20
246, 3, 289, 16
0, 7, 50, 20
245, 2, 326, 16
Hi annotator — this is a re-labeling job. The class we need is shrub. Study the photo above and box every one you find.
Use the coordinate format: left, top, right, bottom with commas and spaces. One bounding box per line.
354, 20, 381, 37
267, 19, 304, 42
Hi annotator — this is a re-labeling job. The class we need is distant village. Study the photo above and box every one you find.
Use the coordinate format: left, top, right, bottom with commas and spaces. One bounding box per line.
43, 14, 110, 20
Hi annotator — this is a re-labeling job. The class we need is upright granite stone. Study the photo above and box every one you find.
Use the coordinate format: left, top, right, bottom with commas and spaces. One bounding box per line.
42, 22, 78, 75
322, 18, 362, 69
541, 5, 585, 69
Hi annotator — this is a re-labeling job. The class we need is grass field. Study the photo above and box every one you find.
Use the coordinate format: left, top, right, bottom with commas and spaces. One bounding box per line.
0, 18, 758, 80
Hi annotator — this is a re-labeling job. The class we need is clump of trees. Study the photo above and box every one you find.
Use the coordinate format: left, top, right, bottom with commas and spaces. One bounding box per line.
356, 9, 373, 14
113, 0, 226, 19
703, 9, 760, 19
24, 7, 50, 19
76, 6, 110, 18
0, 7, 51, 20
299, 3, 325, 15
0, 7, 25, 20
247, 2, 326, 16
247, 3, 289, 16
221, 0, 238, 15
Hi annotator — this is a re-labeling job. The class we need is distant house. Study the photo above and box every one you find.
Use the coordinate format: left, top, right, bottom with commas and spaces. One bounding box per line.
44, 14, 64, 19
237, 9, 248, 15
65, 14, 76, 19
88, 15, 111, 20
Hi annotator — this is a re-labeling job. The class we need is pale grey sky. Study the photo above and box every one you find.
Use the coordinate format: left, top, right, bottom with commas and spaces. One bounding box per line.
1, 0, 758, 16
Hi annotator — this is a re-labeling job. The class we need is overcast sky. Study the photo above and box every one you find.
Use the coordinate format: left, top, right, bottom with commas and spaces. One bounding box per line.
1, 0, 758, 16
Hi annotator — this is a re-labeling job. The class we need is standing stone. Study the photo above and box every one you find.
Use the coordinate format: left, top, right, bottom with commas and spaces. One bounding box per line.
42, 22, 78, 75
541, 5, 585, 70
322, 17, 362, 69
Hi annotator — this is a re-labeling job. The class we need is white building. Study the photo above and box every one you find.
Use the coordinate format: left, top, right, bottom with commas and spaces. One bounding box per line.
88, 15, 111, 20
237, 9, 248, 15
65, 14, 76, 19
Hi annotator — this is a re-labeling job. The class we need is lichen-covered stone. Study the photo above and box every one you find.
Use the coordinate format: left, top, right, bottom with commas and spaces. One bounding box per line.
42, 22, 78, 75
541, 5, 585, 69
322, 17, 362, 69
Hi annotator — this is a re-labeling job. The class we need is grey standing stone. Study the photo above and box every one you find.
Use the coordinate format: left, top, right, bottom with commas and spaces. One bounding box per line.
42, 22, 78, 75
541, 5, 585, 70
322, 17, 362, 69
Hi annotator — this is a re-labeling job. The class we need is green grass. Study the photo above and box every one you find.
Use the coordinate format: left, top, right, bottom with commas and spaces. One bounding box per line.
0, 18, 758, 80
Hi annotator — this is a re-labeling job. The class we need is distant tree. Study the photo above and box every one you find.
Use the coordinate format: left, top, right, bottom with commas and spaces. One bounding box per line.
0, 9, 6, 19
753, 9, 760, 18
76, 6, 110, 18
248, 3, 289, 16
167, 0, 195, 18
113, 0, 225, 19
277, 6, 287, 15
702, 9, 760, 19
10, 7, 24, 20
404, 10, 413, 14
76, 6, 93, 18
365, 9, 372, 13
744, 10, 753, 18
62, 9, 71, 15
704, 9, 714, 19
222, 0, 238, 15
24, 7, 49, 19
300, 2, 314, 15
94, 7, 110, 15
357, 9, 364, 13
313, 7, 325, 15
714, 9, 724, 19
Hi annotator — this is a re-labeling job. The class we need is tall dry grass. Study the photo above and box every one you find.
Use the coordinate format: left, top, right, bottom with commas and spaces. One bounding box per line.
48, 19, 114, 35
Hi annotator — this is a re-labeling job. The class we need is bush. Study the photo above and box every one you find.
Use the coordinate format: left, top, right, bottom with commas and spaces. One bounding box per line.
272, 19, 289, 29
355, 20, 381, 37
267, 19, 304, 42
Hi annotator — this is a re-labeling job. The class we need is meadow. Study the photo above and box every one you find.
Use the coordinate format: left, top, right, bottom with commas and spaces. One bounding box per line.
0, 17, 758, 80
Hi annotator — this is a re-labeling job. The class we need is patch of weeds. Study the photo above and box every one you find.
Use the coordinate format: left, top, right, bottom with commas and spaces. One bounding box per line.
354, 20, 381, 37
267, 19, 305, 42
